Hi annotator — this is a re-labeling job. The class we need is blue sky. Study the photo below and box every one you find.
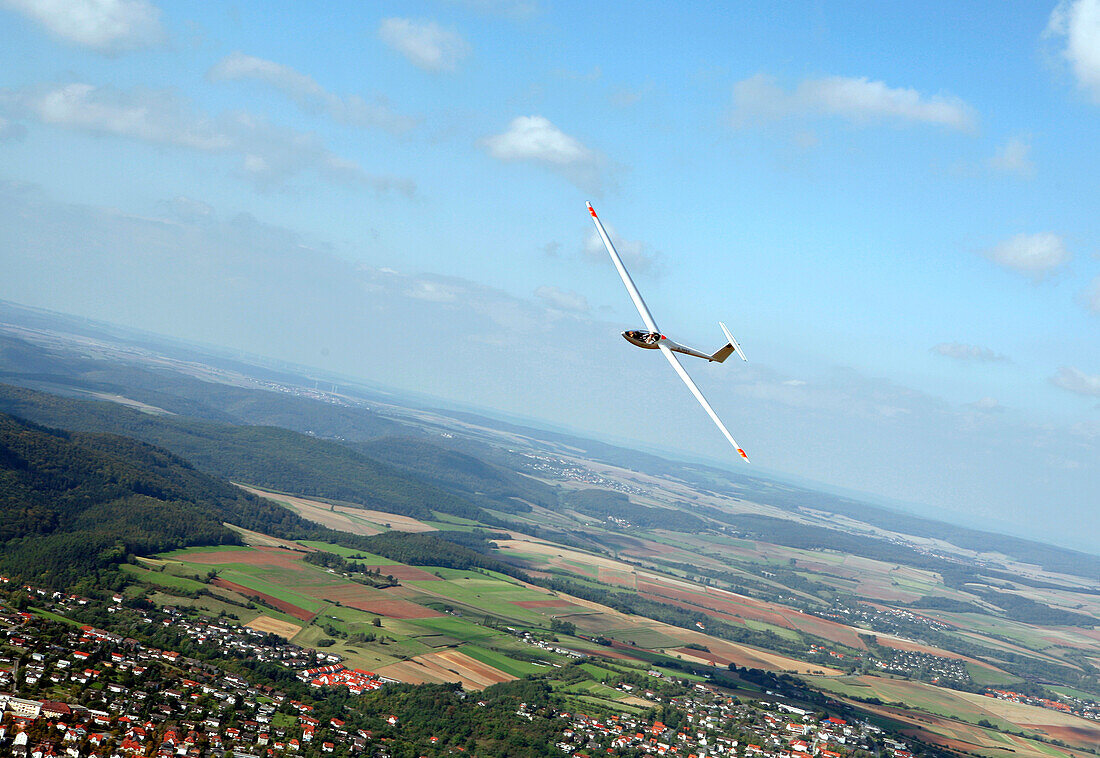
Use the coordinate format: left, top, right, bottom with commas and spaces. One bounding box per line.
0, 1, 1097, 551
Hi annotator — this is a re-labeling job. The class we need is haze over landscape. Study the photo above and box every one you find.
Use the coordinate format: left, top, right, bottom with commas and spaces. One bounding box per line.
0, 7, 1099, 758
1, 1, 1098, 550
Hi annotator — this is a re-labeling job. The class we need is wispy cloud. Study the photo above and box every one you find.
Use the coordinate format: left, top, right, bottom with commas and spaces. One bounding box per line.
987, 135, 1035, 177
379, 18, 470, 73
983, 232, 1070, 280
482, 115, 606, 194
208, 52, 418, 133
0, 115, 26, 141
931, 342, 1009, 362
0, 82, 414, 193
731, 73, 977, 131
0, 0, 165, 54
1051, 365, 1100, 397
1082, 276, 1100, 313
1047, 0, 1100, 102
583, 222, 659, 275
534, 285, 589, 313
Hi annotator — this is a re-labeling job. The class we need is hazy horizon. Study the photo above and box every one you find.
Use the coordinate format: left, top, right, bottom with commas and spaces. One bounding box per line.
1, 2, 1097, 553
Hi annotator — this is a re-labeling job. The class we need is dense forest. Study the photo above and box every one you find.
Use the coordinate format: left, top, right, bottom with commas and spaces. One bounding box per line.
357, 435, 554, 511
0, 413, 309, 585
0, 384, 506, 523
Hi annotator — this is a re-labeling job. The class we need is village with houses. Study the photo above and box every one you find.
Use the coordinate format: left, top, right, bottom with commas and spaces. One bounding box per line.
0, 578, 934, 758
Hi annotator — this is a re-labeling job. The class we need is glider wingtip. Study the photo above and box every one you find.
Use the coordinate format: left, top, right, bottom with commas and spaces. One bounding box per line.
737, 448, 750, 462
586, 201, 597, 217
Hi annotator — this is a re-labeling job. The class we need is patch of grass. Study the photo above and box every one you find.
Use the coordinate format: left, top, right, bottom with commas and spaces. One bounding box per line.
401, 616, 500, 642
120, 563, 207, 592
30, 607, 80, 626
1049, 684, 1100, 702
460, 644, 547, 677
158, 545, 253, 558
965, 662, 1022, 686
214, 569, 327, 612
297, 541, 399, 565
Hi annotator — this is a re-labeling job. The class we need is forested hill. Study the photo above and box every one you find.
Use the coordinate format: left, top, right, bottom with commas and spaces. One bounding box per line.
0, 384, 507, 522
0, 413, 309, 587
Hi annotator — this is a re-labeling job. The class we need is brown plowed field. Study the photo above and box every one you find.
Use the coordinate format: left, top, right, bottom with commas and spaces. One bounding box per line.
857, 702, 1095, 758
636, 579, 869, 649
210, 578, 314, 620
364, 565, 441, 581
176, 546, 306, 568
376, 649, 514, 690
307, 585, 441, 618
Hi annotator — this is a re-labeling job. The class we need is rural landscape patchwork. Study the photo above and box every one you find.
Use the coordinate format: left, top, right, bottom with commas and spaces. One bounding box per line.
0, 303, 1097, 758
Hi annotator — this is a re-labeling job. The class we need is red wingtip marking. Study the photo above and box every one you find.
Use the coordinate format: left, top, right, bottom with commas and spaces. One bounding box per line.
737, 448, 747, 458
588, 206, 597, 218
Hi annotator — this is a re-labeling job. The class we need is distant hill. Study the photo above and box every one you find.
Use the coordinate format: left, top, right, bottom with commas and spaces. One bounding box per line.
0, 384, 499, 523
356, 435, 555, 512
0, 413, 308, 587
0, 330, 401, 436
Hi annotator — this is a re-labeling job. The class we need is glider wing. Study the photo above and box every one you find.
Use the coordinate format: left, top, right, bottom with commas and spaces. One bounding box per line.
587, 202, 659, 333
658, 343, 750, 462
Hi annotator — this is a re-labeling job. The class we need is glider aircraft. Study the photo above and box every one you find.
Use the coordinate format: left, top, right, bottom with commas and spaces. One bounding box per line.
586, 202, 751, 462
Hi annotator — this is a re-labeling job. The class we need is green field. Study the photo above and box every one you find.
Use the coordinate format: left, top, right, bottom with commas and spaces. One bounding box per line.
121, 563, 207, 592
297, 541, 399, 565
31, 607, 81, 626
966, 662, 1023, 686
460, 644, 548, 677
805, 675, 1022, 733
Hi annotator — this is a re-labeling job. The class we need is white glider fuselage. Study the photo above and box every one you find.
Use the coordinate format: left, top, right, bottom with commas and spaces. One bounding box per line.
622, 330, 733, 362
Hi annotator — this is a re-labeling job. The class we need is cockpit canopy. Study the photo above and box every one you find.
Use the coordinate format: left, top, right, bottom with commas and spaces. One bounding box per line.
622, 330, 662, 347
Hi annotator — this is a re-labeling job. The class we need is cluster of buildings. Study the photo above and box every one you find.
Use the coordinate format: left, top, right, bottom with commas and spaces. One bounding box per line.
518, 453, 645, 496
550, 690, 906, 758
817, 604, 948, 638
984, 688, 1099, 722
870, 649, 968, 684
0, 588, 392, 757
297, 665, 387, 695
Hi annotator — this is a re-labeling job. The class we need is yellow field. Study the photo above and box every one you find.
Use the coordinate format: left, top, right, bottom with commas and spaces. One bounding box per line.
237, 484, 437, 534
246, 614, 302, 639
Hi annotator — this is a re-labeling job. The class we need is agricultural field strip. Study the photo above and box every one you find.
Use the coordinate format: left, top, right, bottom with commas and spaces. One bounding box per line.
806, 675, 1100, 748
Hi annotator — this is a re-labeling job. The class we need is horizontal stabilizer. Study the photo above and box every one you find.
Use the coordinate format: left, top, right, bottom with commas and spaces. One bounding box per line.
719, 322, 747, 362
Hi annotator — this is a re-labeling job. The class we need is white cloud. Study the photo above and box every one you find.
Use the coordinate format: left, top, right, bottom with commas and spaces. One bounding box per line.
983, 232, 1070, 280
0, 0, 164, 54
987, 136, 1035, 177
208, 52, 418, 133
969, 397, 1002, 411
731, 73, 977, 131
483, 115, 605, 193
931, 342, 1008, 362
534, 285, 589, 313
583, 223, 659, 275
1051, 365, 1100, 397
0, 82, 414, 193
379, 18, 469, 73
1048, 0, 1100, 102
